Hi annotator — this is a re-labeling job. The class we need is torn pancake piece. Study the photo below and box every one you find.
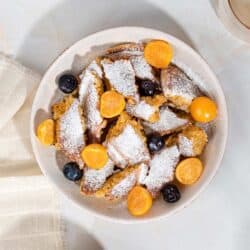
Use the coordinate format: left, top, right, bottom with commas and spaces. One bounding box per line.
101, 58, 139, 101
161, 64, 201, 111
105, 112, 150, 168
80, 159, 114, 195
55, 98, 86, 168
143, 105, 189, 135
178, 125, 208, 157
95, 165, 139, 200
79, 70, 106, 140
141, 145, 180, 198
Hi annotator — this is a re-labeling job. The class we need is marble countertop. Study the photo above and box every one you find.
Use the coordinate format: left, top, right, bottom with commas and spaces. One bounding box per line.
1, 0, 250, 249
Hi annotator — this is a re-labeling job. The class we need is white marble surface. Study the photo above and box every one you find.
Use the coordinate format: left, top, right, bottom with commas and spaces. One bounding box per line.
1, 0, 250, 249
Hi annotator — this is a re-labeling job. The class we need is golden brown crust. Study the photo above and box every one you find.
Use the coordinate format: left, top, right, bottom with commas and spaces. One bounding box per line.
53, 96, 85, 167
167, 95, 191, 112
165, 134, 179, 147
178, 125, 208, 156
95, 165, 139, 200
52, 95, 74, 120
105, 43, 144, 56
142, 95, 166, 107
105, 112, 145, 143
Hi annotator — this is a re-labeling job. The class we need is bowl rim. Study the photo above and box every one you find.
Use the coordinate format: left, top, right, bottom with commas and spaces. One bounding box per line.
30, 26, 228, 224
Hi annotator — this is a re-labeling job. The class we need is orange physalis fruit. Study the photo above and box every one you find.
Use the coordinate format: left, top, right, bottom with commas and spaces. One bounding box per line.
127, 186, 153, 216
144, 40, 173, 69
100, 90, 126, 118
190, 96, 217, 123
175, 158, 203, 185
36, 119, 55, 146
81, 144, 108, 169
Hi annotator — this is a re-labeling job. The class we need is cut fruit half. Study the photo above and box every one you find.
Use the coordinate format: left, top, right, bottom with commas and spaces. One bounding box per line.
144, 40, 173, 69
100, 90, 126, 118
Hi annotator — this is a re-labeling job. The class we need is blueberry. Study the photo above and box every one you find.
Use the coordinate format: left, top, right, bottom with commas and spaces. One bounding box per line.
139, 80, 157, 96
58, 74, 78, 94
161, 184, 181, 203
63, 162, 83, 181
147, 134, 165, 152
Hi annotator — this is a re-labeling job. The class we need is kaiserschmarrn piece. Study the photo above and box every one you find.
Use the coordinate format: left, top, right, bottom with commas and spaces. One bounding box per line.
143, 105, 189, 135
178, 125, 208, 157
80, 159, 114, 195
79, 69, 106, 140
54, 97, 86, 168
101, 58, 139, 102
139, 145, 180, 198
105, 112, 150, 168
105, 43, 144, 59
105, 43, 157, 81
161, 64, 201, 111
86, 58, 103, 79
95, 165, 139, 200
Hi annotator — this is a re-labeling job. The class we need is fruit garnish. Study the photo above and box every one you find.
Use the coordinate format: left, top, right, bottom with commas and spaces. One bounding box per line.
144, 40, 173, 69
58, 74, 78, 94
139, 80, 158, 96
175, 158, 203, 185
81, 144, 108, 169
147, 134, 165, 153
100, 90, 126, 118
190, 96, 217, 123
161, 184, 181, 203
63, 162, 83, 181
127, 186, 152, 216
36, 119, 55, 146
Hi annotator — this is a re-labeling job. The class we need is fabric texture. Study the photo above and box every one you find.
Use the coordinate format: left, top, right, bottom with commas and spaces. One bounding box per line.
0, 54, 64, 250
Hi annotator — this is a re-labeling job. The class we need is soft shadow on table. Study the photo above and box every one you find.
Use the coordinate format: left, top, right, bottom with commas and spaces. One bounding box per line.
17, 0, 194, 74
209, 0, 219, 16
0, 213, 103, 250
64, 219, 104, 250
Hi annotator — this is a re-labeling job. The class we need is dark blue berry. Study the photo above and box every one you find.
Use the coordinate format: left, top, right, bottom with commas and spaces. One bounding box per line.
58, 74, 78, 94
139, 80, 157, 96
147, 134, 165, 152
63, 162, 83, 181
162, 184, 181, 203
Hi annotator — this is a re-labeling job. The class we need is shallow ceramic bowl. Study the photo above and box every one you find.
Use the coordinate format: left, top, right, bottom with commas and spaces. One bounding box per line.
30, 27, 228, 223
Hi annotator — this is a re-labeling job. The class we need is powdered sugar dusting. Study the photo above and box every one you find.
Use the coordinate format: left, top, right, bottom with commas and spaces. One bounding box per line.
130, 55, 155, 80
106, 50, 143, 60
110, 172, 137, 199
101, 59, 138, 99
59, 99, 85, 166
106, 143, 127, 168
142, 146, 180, 197
79, 70, 103, 134
85, 82, 103, 130
87, 60, 103, 79
161, 64, 201, 102
126, 100, 156, 121
137, 163, 149, 184
143, 106, 188, 134
178, 135, 194, 156
172, 59, 206, 91
82, 159, 114, 192
107, 124, 150, 168
79, 70, 95, 103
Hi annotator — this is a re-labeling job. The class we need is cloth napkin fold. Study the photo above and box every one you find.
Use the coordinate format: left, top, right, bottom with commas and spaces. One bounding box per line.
0, 54, 64, 250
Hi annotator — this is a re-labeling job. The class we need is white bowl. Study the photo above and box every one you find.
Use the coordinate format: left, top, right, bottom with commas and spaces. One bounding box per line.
30, 27, 228, 223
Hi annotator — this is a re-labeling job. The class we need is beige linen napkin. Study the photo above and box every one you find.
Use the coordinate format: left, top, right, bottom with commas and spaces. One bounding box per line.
0, 54, 64, 250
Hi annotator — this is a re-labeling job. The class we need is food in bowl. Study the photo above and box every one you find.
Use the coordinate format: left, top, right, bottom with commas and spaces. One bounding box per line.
36, 39, 217, 217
